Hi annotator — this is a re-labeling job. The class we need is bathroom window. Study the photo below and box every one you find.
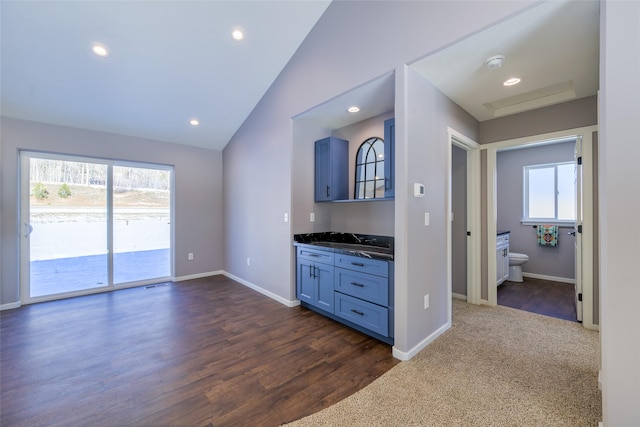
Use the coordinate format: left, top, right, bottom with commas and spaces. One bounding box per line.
523, 161, 576, 223
354, 137, 384, 199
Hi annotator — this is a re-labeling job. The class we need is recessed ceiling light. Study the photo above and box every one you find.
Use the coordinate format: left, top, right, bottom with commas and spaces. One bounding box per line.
189, 119, 200, 126
91, 43, 109, 57
503, 77, 521, 86
231, 28, 244, 41
347, 106, 360, 113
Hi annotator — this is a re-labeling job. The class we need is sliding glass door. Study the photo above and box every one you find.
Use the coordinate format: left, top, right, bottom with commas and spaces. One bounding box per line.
20, 152, 173, 302
25, 156, 109, 298
113, 165, 171, 284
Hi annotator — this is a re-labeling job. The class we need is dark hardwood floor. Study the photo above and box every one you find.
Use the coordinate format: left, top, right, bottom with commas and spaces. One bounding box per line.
497, 276, 577, 322
0, 276, 399, 427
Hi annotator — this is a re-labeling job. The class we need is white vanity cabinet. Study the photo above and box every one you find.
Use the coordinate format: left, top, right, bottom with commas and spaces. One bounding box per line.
496, 233, 510, 286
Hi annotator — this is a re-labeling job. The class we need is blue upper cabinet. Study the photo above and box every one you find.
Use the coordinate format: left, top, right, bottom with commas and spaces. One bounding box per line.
315, 136, 349, 202
383, 118, 395, 198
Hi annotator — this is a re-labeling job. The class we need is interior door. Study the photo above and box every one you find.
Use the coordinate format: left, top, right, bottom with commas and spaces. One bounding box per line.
574, 137, 583, 322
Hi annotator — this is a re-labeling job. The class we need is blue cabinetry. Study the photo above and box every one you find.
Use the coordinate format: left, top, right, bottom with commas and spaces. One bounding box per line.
334, 253, 392, 339
296, 246, 335, 313
295, 243, 394, 344
383, 118, 395, 198
314, 136, 349, 202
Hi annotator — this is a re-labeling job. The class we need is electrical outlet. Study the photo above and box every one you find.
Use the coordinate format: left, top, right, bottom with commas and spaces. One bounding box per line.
310, 212, 315, 222
424, 212, 430, 226
424, 294, 429, 309
246, 257, 250, 266
188, 252, 194, 261
284, 212, 289, 223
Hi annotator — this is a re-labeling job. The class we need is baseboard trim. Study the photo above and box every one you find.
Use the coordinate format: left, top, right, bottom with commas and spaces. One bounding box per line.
222, 272, 300, 308
522, 272, 575, 284
452, 293, 467, 301
392, 321, 450, 361
173, 271, 223, 282
0, 301, 22, 311
598, 370, 602, 390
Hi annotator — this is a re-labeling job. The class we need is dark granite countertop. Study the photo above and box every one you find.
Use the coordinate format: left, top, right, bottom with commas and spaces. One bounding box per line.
294, 232, 394, 261
497, 230, 510, 235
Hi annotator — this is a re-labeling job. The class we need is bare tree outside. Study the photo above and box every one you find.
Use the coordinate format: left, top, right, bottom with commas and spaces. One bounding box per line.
27, 157, 171, 298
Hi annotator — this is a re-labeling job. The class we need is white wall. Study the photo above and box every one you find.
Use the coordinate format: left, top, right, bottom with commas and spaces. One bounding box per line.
599, 1, 640, 424
396, 66, 479, 353
222, 0, 534, 356
326, 112, 395, 236
0, 117, 224, 305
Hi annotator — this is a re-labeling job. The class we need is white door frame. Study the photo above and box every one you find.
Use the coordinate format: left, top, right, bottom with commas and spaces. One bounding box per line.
481, 125, 598, 330
447, 128, 481, 312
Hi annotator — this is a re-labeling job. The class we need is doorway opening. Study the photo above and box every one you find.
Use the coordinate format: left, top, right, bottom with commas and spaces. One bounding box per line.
483, 126, 598, 330
447, 128, 481, 317
20, 152, 173, 303
495, 137, 578, 321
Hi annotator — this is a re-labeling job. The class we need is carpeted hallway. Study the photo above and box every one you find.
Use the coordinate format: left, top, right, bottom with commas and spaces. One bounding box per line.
286, 299, 601, 426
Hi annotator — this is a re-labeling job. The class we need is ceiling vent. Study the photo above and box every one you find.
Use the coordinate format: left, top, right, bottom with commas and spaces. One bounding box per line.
483, 81, 576, 118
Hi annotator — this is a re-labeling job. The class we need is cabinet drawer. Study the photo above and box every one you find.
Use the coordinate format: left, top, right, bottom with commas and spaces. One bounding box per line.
335, 293, 389, 337
335, 268, 388, 306
297, 246, 334, 265
334, 253, 388, 277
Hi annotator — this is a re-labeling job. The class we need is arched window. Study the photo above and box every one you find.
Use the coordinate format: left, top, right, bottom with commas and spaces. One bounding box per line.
354, 137, 384, 199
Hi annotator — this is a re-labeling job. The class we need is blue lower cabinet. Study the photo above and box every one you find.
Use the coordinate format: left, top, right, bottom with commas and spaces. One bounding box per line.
335, 292, 389, 337
295, 244, 393, 344
296, 248, 334, 314
315, 262, 335, 313
297, 260, 315, 305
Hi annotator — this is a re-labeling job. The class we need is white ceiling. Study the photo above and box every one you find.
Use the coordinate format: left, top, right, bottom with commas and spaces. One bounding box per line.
411, 0, 600, 122
1, 1, 331, 151
292, 0, 599, 135
1, 1, 600, 152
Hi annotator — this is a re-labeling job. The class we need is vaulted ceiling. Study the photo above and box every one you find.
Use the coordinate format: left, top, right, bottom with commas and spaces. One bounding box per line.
1, 1, 599, 151
1, 1, 330, 151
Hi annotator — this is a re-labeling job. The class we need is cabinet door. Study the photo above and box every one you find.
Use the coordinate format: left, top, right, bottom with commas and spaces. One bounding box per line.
496, 248, 502, 285
315, 138, 332, 202
297, 258, 334, 313
297, 259, 315, 304
314, 137, 348, 202
315, 262, 335, 313
383, 118, 395, 198
502, 249, 510, 282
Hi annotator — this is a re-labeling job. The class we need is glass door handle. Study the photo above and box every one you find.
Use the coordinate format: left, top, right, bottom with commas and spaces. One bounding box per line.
24, 223, 33, 237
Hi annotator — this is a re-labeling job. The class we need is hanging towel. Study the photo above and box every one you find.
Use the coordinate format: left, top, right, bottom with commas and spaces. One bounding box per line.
537, 225, 558, 247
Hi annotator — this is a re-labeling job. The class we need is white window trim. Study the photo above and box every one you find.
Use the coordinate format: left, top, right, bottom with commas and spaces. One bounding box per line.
522, 160, 576, 224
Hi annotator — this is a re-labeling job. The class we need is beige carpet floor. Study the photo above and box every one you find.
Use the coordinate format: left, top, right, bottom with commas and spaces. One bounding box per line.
285, 299, 601, 426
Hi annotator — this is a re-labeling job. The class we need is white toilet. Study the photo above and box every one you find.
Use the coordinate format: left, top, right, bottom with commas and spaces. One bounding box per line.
508, 252, 529, 282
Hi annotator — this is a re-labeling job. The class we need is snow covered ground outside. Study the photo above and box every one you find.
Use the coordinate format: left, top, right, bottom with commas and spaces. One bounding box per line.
29, 207, 170, 260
